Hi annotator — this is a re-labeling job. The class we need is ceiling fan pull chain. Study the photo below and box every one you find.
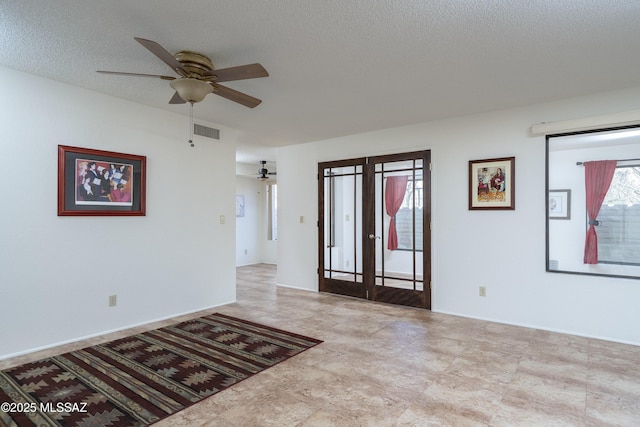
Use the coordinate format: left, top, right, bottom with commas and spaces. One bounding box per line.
188, 102, 195, 147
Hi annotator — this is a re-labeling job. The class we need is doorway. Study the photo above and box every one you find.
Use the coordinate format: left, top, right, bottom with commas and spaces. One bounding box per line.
318, 150, 431, 309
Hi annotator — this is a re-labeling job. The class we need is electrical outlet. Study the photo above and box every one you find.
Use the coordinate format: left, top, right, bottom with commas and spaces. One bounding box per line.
108, 294, 117, 307
479, 286, 487, 297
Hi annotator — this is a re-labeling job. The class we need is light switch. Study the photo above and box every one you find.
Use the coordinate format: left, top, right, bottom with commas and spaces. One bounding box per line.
220, 215, 225, 224
299, 215, 304, 223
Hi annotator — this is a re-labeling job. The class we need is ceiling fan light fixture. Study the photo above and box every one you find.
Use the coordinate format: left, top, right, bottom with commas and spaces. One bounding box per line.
170, 78, 212, 103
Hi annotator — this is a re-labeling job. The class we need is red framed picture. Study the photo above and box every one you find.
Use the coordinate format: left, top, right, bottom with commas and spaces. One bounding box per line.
58, 145, 146, 216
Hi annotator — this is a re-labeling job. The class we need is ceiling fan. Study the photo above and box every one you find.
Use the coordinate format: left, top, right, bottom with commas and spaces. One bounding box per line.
258, 161, 277, 179
97, 37, 268, 108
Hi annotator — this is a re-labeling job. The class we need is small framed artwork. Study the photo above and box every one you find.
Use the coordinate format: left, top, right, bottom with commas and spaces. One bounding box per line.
58, 145, 146, 216
469, 157, 515, 210
549, 189, 571, 220
236, 195, 245, 217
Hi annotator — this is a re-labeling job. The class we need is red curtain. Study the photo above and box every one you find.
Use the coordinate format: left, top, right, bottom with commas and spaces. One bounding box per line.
583, 160, 617, 264
385, 176, 409, 250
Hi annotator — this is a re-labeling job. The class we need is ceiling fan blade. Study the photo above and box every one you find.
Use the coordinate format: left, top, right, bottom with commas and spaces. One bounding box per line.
213, 84, 262, 108
134, 37, 186, 76
97, 70, 176, 80
169, 92, 186, 104
205, 63, 269, 82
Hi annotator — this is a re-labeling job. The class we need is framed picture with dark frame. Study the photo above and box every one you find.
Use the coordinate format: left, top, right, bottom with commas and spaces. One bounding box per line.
548, 189, 571, 220
469, 156, 515, 210
58, 145, 146, 216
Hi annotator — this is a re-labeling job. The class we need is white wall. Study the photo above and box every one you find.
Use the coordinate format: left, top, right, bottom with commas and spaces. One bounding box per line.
235, 174, 278, 266
276, 86, 640, 345
236, 176, 260, 265
0, 67, 237, 358
277, 144, 321, 289
261, 181, 279, 265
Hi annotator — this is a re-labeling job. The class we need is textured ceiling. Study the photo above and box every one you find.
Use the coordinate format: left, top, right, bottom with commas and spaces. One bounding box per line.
2, 1, 640, 163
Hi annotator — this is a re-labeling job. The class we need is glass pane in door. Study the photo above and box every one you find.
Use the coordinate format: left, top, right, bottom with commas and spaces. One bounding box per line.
323, 165, 363, 283
374, 160, 424, 291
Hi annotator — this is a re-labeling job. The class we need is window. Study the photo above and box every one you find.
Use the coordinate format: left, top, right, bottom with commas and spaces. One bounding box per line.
597, 163, 640, 265
268, 183, 278, 240
547, 126, 640, 279
395, 178, 423, 251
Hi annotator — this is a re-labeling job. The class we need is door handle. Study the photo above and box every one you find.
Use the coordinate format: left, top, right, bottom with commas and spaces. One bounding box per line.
368, 234, 381, 240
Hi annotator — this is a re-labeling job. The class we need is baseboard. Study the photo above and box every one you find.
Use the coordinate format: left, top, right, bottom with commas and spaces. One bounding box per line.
0, 300, 236, 361
432, 309, 640, 347
276, 283, 317, 292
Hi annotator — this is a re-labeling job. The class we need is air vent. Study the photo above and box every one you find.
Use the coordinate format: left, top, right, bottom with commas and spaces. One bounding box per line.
193, 123, 220, 140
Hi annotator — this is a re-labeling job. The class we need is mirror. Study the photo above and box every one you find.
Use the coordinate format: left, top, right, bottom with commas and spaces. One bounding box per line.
546, 125, 640, 279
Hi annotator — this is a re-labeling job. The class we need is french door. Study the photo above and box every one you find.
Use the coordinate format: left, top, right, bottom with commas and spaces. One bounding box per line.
318, 150, 431, 309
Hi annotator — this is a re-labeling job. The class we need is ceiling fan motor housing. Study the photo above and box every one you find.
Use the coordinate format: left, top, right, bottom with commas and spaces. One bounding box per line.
258, 161, 270, 178
174, 51, 216, 77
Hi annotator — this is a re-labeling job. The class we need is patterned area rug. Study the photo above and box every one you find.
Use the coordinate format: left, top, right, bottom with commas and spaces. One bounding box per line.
0, 313, 322, 426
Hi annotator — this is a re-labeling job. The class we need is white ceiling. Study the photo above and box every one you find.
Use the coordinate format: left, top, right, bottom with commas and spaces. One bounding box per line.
3, 1, 640, 163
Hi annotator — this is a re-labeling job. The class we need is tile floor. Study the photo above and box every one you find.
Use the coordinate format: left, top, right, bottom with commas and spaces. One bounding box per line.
3, 264, 640, 426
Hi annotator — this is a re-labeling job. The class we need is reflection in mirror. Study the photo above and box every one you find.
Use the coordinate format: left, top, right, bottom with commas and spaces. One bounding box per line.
546, 126, 640, 279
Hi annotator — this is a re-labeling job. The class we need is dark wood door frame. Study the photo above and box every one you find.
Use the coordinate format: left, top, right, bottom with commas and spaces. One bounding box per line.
317, 157, 366, 299
318, 150, 431, 309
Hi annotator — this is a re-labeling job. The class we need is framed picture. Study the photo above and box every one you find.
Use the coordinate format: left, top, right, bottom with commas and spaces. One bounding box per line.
58, 145, 146, 216
549, 189, 571, 219
469, 157, 515, 210
236, 195, 245, 217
